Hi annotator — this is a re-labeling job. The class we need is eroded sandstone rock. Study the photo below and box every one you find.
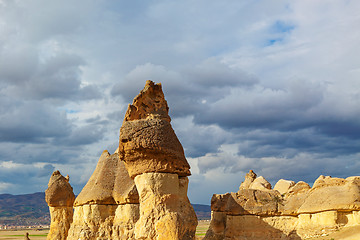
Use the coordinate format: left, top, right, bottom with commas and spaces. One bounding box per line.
204, 170, 360, 240
239, 169, 257, 190
74, 150, 138, 206
249, 176, 272, 191
274, 179, 296, 195
47, 80, 197, 240
298, 175, 360, 214
45, 170, 75, 240
119, 80, 191, 179
67, 150, 139, 240
120, 80, 197, 240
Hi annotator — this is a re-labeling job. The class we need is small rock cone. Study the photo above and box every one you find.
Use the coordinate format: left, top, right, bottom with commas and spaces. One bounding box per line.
45, 170, 75, 240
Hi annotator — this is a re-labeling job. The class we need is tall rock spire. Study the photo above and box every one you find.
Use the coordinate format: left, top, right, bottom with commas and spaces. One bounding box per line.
120, 80, 197, 240
119, 80, 191, 178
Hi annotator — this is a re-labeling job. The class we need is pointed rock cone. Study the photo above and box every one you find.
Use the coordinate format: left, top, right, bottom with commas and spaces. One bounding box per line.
67, 150, 139, 240
45, 170, 75, 240
119, 80, 191, 178
74, 149, 138, 206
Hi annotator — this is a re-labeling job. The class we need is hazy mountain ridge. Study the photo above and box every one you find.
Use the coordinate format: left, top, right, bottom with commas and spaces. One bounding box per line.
0, 192, 210, 226
0, 192, 50, 226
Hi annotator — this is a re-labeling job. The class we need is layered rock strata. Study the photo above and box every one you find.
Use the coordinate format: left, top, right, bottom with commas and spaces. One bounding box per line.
204, 170, 360, 240
45, 170, 75, 240
67, 149, 139, 240
119, 80, 197, 239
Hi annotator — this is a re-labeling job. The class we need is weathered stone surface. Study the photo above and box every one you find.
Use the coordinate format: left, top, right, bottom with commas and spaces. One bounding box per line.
205, 170, 360, 240
133, 172, 197, 240
49, 80, 197, 240
74, 150, 138, 206
211, 189, 281, 216
287, 181, 311, 195
249, 176, 272, 191
224, 215, 300, 240
178, 177, 198, 239
45, 170, 75, 207
119, 80, 191, 178
67, 204, 117, 240
45, 171, 75, 240
298, 176, 360, 213
47, 207, 74, 240
274, 179, 296, 195
67, 149, 140, 240
117, 81, 197, 239
278, 181, 311, 215
112, 204, 140, 240
67, 203, 140, 240
203, 211, 227, 240
239, 169, 257, 190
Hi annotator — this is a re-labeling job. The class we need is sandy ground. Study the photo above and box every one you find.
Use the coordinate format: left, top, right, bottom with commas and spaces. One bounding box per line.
0, 223, 210, 240
2, 223, 357, 240
0, 229, 48, 240
0, 222, 210, 240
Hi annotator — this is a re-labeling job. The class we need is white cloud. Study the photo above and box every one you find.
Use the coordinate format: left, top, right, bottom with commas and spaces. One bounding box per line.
0, 182, 13, 192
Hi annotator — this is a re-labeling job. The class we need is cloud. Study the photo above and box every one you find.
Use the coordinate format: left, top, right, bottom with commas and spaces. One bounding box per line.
54, 123, 106, 146
111, 59, 258, 118
1, 51, 101, 102
0, 100, 70, 143
0, 0, 359, 206
0, 161, 55, 194
172, 116, 231, 158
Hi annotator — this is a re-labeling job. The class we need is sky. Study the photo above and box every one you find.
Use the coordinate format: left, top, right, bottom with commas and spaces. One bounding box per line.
0, 0, 359, 205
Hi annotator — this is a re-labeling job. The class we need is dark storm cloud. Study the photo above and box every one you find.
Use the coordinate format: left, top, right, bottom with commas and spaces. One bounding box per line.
36, 164, 55, 177
111, 60, 259, 117
0, 100, 70, 143
0, 0, 359, 206
2, 53, 101, 101
0, 162, 56, 193
54, 124, 106, 146
172, 117, 231, 158
193, 80, 325, 129
0, 141, 82, 165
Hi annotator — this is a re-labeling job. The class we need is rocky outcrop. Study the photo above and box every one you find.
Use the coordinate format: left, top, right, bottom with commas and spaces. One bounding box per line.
52, 80, 197, 240
204, 170, 360, 240
119, 80, 191, 179
45, 170, 75, 240
273, 179, 296, 195
67, 150, 139, 240
46, 80, 197, 239
119, 80, 197, 239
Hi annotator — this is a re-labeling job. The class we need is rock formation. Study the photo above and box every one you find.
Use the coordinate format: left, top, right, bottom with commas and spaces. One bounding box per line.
46, 80, 197, 240
118, 80, 197, 239
119, 80, 191, 178
204, 170, 360, 240
45, 170, 75, 240
67, 149, 139, 240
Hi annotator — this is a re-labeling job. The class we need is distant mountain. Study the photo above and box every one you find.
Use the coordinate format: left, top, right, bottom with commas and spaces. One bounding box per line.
0, 192, 211, 226
192, 204, 211, 220
0, 192, 50, 226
